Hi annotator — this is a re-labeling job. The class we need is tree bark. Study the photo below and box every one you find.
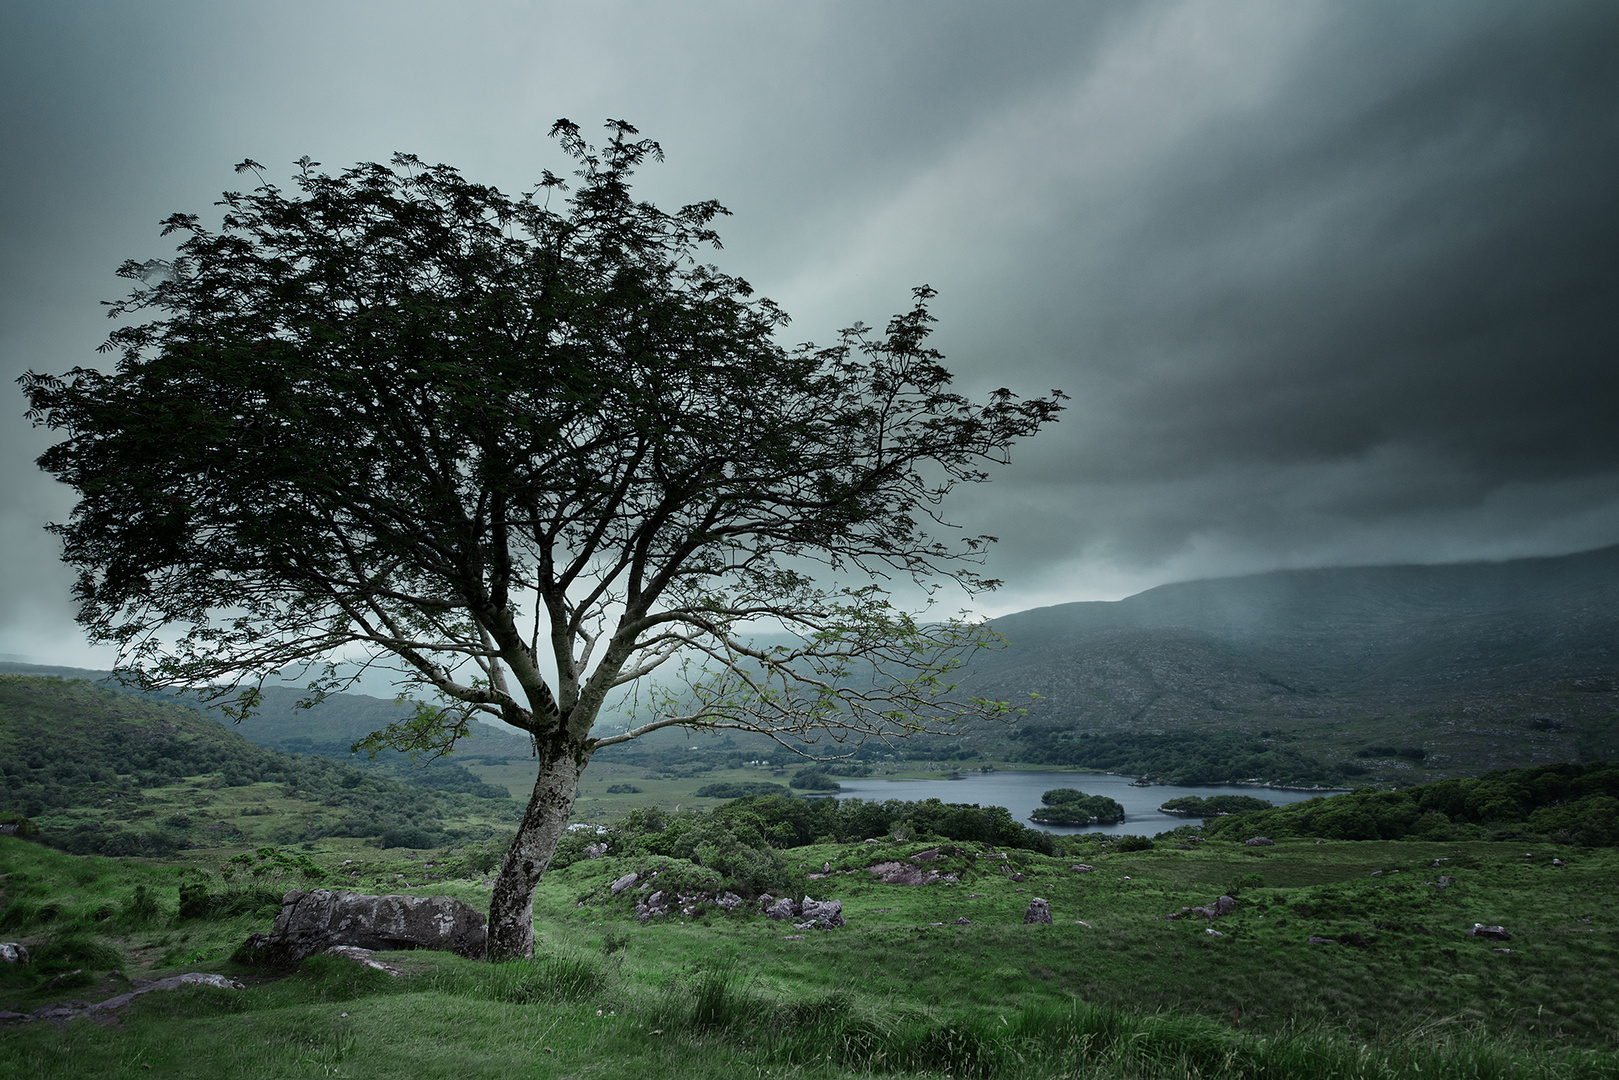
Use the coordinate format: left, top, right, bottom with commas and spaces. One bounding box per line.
486, 741, 589, 960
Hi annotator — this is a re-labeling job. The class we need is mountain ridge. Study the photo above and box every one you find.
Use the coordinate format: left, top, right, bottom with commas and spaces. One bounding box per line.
959, 544, 1619, 782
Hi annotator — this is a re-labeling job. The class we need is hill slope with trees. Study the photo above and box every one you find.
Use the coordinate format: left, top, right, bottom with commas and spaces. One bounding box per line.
945, 545, 1619, 784
0, 675, 518, 855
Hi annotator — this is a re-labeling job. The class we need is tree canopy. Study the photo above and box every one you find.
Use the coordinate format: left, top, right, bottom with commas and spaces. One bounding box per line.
21, 120, 1062, 956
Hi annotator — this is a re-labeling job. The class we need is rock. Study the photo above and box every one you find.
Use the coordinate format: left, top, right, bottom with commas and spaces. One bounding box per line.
910, 848, 944, 864
322, 946, 404, 976
1553, 858, 1567, 867
610, 872, 639, 895
584, 843, 609, 859
636, 890, 675, 922
1306, 936, 1335, 945
868, 861, 956, 886
799, 898, 845, 929
0, 944, 28, 965
1010, 873, 1025, 883
766, 897, 797, 921
238, 889, 487, 966
1468, 924, 1510, 941
822, 862, 832, 873
1205, 928, 1223, 937
1023, 897, 1052, 924
1244, 837, 1275, 847
0, 824, 16, 836
716, 892, 744, 911
1164, 895, 1237, 921
1070, 864, 1094, 873
956, 917, 972, 925
77, 973, 247, 1018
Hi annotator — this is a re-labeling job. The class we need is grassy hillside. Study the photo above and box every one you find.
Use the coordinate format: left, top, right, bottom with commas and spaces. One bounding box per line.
0, 675, 519, 855
2, 823, 1617, 1077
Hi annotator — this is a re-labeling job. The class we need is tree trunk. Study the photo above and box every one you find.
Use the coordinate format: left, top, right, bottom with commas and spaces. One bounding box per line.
486, 742, 589, 960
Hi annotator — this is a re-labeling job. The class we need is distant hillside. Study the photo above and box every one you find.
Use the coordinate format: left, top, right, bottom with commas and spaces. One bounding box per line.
0, 661, 532, 794
953, 545, 1619, 784
0, 675, 518, 855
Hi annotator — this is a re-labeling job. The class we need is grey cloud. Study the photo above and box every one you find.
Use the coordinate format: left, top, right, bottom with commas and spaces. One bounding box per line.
2, 1, 1616, 660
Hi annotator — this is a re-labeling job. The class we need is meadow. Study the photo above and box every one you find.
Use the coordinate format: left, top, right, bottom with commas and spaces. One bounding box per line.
3, 825, 1616, 1079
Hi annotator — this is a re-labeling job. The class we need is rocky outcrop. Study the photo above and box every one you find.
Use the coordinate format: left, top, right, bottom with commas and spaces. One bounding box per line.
0, 944, 28, 964
1244, 837, 1275, 847
1023, 897, 1052, 924
761, 895, 846, 930
323, 945, 405, 975
867, 861, 959, 886
798, 898, 846, 930
868, 847, 961, 886
237, 889, 486, 966
634, 887, 747, 921
1163, 895, 1237, 921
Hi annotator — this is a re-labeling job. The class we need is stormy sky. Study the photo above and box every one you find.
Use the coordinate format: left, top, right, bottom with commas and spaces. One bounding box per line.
3, 1, 1617, 667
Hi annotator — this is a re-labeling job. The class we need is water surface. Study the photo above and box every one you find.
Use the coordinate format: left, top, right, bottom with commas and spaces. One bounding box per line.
825, 771, 1340, 836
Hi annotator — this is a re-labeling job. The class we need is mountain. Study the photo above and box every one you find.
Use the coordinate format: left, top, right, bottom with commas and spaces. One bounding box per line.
958, 545, 1619, 784
0, 674, 517, 855
0, 662, 532, 795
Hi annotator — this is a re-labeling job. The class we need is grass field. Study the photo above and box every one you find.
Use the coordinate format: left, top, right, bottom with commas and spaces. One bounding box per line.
3, 828, 1616, 1079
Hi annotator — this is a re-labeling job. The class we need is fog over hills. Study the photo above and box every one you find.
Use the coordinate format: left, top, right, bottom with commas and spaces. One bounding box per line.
964, 545, 1619, 780
6, 545, 1617, 787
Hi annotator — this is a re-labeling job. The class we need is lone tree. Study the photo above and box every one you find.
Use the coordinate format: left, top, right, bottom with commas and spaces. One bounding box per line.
21, 120, 1062, 958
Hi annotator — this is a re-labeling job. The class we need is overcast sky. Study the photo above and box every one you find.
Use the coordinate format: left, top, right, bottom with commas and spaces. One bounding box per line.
3, 1, 1617, 667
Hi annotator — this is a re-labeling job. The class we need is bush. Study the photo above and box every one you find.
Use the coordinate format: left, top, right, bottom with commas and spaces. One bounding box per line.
1113, 834, 1155, 852
788, 768, 840, 792
119, 883, 161, 925
694, 781, 789, 799
0, 813, 41, 839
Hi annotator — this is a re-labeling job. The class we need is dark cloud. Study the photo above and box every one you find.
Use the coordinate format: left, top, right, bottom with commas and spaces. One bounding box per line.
3, 1, 1616, 660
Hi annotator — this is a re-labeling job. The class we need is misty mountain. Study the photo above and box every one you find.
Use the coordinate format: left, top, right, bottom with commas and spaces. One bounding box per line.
961, 545, 1619, 781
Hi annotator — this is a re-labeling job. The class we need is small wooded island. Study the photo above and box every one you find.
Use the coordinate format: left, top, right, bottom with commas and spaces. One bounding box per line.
1028, 788, 1126, 825
1157, 794, 1275, 817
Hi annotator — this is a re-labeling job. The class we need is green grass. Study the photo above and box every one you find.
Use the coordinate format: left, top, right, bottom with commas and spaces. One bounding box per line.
4, 833, 1617, 1078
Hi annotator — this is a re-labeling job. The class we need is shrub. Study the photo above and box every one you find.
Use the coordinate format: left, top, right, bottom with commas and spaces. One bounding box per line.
0, 813, 41, 839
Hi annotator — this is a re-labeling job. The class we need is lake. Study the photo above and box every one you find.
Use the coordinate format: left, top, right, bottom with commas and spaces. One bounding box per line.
822, 771, 1342, 836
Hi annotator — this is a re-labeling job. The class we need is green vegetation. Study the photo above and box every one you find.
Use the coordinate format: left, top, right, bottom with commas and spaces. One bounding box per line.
4, 822, 1618, 1078
1159, 795, 1276, 818
691, 781, 787, 799
1202, 762, 1619, 845
0, 675, 519, 856
789, 767, 843, 792
1029, 789, 1126, 825
1007, 727, 1363, 787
